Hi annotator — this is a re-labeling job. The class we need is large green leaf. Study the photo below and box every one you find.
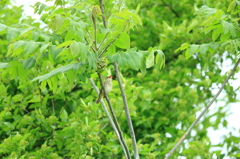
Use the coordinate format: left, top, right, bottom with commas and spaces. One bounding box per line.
185, 44, 199, 59
0, 63, 9, 69
70, 41, 88, 58
32, 63, 82, 82
0, 23, 7, 33
23, 57, 36, 70
125, 51, 141, 70
87, 52, 97, 70
146, 50, 154, 68
23, 40, 40, 55
155, 50, 165, 69
56, 41, 74, 49
114, 32, 130, 49
199, 44, 209, 54
6, 27, 19, 41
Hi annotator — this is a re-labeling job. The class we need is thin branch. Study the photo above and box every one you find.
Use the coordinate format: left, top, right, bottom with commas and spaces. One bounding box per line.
97, 32, 109, 51
161, 0, 179, 18
51, 98, 55, 114
165, 57, 240, 159
84, 37, 98, 53
99, 0, 107, 28
51, 98, 56, 146
86, 29, 93, 41
98, 106, 125, 135
114, 62, 140, 159
92, 15, 97, 50
98, 24, 128, 58
97, 73, 132, 159
89, 78, 131, 159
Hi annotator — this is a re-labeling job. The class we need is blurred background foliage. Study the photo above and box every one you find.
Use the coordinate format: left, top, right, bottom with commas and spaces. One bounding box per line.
0, 0, 239, 158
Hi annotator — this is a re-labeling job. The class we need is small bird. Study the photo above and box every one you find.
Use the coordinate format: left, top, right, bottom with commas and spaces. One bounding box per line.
96, 75, 113, 104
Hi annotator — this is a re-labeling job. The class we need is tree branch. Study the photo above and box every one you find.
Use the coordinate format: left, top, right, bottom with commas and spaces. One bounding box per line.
98, 0, 107, 28
97, 73, 132, 159
92, 15, 97, 50
164, 57, 240, 159
161, 0, 179, 18
114, 62, 140, 159
89, 78, 131, 159
98, 24, 128, 58
97, 32, 109, 51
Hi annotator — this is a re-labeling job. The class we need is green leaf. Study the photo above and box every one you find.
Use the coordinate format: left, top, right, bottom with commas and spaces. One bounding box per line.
79, 43, 88, 58
114, 32, 130, 49
24, 41, 40, 55
17, 62, 27, 79
155, 50, 165, 69
56, 41, 74, 49
6, 27, 19, 41
146, 51, 154, 68
32, 63, 82, 82
70, 41, 80, 56
227, 1, 236, 12
0, 82, 7, 96
175, 43, 190, 52
49, 45, 62, 63
0, 23, 7, 32
70, 42, 88, 58
27, 96, 41, 103
0, 63, 10, 69
23, 57, 36, 70
39, 43, 50, 55
135, 4, 141, 14
212, 25, 222, 41
227, 22, 237, 37
221, 20, 230, 34
60, 109, 68, 120
125, 51, 141, 70
117, 53, 127, 66
52, 14, 64, 30
65, 31, 74, 41
199, 44, 209, 54
13, 41, 27, 50
209, 42, 219, 50
87, 52, 97, 70
51, 76, 58, 93
105, 44, 116, 55
185, 44, 199, 59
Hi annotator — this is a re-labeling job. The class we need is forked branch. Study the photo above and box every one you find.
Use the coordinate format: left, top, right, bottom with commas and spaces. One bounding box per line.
114, 62, 140, 159
90, 75, 132, 158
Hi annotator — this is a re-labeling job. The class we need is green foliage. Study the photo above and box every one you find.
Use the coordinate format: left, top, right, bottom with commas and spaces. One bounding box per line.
0, 0, 239, 158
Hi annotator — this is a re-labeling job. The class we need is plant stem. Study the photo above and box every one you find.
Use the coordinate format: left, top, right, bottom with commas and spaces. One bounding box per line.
164, 57, 240, 159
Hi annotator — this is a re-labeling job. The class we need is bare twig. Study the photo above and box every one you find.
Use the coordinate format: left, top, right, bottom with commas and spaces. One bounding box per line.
161, 0, 179, 18
97, 73, 131, 159
114, 62, 140, 159
165, 57, 240, 159
89, 78, 131, 159
98, 0, 107, 28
